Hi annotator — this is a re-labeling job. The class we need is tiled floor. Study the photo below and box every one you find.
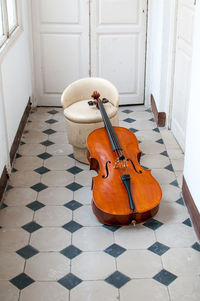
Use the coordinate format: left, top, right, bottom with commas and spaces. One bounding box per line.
0, 105, 200, 301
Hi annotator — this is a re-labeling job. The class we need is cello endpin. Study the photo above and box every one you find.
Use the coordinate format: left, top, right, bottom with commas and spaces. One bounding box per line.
131, 220, 136, 227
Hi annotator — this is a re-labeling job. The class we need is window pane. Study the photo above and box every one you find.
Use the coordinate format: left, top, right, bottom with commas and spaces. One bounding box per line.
0, 0, 4, 36
6, 0, 17, 31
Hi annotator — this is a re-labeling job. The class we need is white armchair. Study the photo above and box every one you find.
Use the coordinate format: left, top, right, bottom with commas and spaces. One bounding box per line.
61, 77, 119, 163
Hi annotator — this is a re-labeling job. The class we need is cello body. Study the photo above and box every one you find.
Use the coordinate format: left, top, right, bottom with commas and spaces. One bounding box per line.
86, 92, 162, 226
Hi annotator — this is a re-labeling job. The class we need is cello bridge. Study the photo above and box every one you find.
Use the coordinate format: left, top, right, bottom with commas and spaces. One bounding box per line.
114, 158, 128, 169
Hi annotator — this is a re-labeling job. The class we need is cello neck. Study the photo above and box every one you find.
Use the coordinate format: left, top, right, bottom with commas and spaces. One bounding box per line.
98, 101, 122, 152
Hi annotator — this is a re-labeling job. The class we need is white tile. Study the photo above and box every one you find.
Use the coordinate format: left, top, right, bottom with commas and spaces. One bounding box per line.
162, 248, 200, 276
156, 224, 196, 248
117, 250, 162, 278
30, 227, 71, 251
70, 281, 119, 301
72, 226, 113, 251
25, 252, 70, 280
20, 282, 69, 301
0, 281, 19, 301
34, 206, 72, 227
115, 225, 156, 249
73, 205, 101, 226
169, 276, 200, 301
71, 252, 115, 280
156, 202, 189, 223
120, 279, 170, 301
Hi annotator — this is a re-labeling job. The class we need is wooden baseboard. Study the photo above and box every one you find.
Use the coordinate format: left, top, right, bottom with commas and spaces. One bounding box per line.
0, 98, 31, 202
182, 176, 200, 241
10, 98, 31, 165
0, 166, 9, 202
151, 94, 166, 127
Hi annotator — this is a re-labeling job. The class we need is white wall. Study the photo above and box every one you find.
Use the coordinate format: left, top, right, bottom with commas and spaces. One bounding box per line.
0, 0, 33, 177
184, 1, 200, 212
145, 0, 176, 123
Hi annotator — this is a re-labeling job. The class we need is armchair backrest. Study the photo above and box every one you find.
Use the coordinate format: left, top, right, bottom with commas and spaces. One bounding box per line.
61, 77, 119, 109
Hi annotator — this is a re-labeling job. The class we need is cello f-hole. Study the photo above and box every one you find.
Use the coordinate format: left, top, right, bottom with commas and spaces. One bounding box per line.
102, 161, 111, 178
127, 158, 142, 174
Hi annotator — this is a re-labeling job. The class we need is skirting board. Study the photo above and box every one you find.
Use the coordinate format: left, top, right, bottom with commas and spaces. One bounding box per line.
182, 176, 200, 241
0, 166, 8, 203
151, 94, 166, 127
10, 98, 31, 165
0, 98, 31, 202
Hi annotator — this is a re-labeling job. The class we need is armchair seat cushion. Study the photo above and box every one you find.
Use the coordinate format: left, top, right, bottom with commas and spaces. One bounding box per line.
64, 99, 118, 124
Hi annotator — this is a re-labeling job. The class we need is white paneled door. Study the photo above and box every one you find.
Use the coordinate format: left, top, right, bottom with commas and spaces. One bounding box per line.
91, 0, 147, 105
171, 0, 195, 150
32, 0, 147, 106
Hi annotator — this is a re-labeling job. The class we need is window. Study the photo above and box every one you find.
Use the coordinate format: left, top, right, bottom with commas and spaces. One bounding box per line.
0, 0, 19, 47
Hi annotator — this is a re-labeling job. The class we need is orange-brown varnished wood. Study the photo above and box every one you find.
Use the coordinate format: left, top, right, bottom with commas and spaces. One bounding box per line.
87, 126, 162, 225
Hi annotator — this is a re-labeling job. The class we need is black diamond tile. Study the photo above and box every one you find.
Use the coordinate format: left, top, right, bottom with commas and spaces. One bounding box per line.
48, 109, 59, 115
30, 183, 48, 192
105, 271, 130, 289
67, 166, 83, 175
22, 221, 42, 233
165, 164, 174, 172
143, 219, 163, 231
153, 127, 160, 132
16, 153, 22, 159
104, 244, 126, 258
26, 201, 45, 211
176, 197, 185, 206
170, 180, 179, 187
16, 245, 39, 259
66, 182, 83, 192
60, 245, 82, 259
148, 242, 170, 256
34, 166, 50, 175
68, 153, 74, 159
145, 108, 152, 112
24, 130, 29, 134
122, 109, 133, 114
43, 129, 56, 135
129, 128, 138, 133
183, 218, 192, 227
12, 167, 18, 173
58, 273, 82, 290
149, 118, 155, 122
40, 140, 55, 147
153, 269, 177, 286
141, 165, 149, 170
103, 225, 120, 232
160, 151, 168, 157
10, 273, 35, 290
63, 221, 83, 233
123, 118, 136, 123
37, 152, 52, 160
156, 139, 164, 144
64, 200, 83, 211
191, 242, 200, 252
45, 119, 58, 124
0, 203, 8, 210
20, 141, 25, 145
27, 120, 32, 123
6, 185, 13, 191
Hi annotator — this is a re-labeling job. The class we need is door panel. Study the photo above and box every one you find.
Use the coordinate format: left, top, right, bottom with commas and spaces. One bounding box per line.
171, 0, 195, 150
91, 0, 147, 105
32, 0, 89, 106
32, 0, 147, 106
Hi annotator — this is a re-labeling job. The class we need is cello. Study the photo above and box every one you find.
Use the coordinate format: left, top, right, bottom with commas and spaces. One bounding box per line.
87, 91, 162, 226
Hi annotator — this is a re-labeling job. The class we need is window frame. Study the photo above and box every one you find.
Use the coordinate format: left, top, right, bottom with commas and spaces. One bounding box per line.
0, 0, 22, 50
